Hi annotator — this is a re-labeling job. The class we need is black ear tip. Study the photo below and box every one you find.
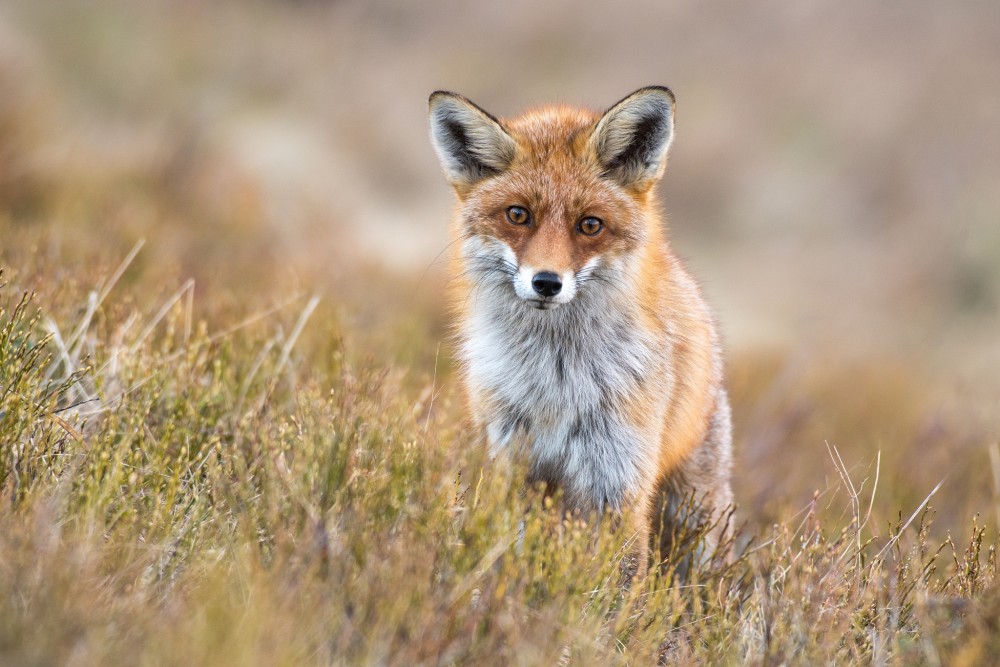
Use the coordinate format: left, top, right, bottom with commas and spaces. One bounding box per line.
603, 86, 676, 118
429, 91, 472, 112
429, 90, 456, 108
638, 85, 676, 106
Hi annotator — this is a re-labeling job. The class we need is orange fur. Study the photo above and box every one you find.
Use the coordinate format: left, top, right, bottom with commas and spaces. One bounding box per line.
430, 87, 733, 580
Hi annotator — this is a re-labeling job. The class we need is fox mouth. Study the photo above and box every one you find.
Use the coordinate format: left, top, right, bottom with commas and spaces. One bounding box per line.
527, 298, 559, 311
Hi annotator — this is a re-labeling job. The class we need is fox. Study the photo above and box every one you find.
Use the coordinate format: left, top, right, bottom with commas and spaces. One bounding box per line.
428, 86, 733, 580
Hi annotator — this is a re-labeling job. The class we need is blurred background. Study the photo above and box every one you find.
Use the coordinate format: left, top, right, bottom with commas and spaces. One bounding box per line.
1, 0, 998, 529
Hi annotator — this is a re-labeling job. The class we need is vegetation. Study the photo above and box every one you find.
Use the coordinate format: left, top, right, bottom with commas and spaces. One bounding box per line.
3, 219, 1000, 665
2, 1, 1000, 664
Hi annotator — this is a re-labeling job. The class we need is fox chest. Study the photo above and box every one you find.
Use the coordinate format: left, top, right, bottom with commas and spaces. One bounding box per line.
462, 309, 665, 511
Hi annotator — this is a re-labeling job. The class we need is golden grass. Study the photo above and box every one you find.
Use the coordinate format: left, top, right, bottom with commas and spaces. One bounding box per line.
2, 211, 999, 664
3, 2, 1000, 663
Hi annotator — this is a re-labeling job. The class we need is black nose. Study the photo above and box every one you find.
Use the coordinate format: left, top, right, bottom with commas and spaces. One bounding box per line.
531, 272, 562, 297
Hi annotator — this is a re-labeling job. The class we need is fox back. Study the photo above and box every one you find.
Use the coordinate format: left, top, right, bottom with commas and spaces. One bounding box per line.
429, 87, 733, 576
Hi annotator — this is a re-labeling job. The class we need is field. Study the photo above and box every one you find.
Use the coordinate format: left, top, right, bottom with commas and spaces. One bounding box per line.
2, 1, 1000, 664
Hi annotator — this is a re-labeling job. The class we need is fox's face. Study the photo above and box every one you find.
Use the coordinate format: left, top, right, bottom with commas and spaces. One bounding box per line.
429, 87, 675, 310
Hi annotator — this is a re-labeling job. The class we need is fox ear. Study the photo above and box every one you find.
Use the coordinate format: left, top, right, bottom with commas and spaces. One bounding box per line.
429, 91, 517, 188
589, 86, 675, 189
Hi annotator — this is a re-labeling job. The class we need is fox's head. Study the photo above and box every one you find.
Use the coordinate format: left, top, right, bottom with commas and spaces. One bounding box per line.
429, 86, 675, 311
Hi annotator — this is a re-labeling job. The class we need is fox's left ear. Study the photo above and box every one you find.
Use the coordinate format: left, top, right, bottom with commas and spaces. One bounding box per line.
589, 86, 675, 189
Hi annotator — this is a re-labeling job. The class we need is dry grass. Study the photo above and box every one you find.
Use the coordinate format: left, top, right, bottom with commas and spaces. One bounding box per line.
2, 232, 999, 665
2, 1, 1000, 664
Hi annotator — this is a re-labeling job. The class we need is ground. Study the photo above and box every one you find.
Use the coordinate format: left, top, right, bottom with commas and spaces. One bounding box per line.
2, 1, 1000, 664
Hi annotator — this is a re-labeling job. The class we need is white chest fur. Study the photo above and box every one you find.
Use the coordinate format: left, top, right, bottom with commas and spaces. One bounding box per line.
461, 292, 669, 511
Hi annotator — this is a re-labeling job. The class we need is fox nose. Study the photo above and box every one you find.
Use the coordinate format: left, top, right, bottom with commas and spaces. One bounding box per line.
531, 272, 562, 297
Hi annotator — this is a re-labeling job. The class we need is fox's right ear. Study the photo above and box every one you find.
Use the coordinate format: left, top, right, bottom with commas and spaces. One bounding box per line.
428, 91, 517, 188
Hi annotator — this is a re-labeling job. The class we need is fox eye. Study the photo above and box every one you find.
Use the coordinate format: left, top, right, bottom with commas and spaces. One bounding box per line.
578, 216, 603, 236
506, 206, 531, 225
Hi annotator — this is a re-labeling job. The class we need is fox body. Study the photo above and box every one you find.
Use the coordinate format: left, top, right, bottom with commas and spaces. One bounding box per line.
428, 87, 733, 575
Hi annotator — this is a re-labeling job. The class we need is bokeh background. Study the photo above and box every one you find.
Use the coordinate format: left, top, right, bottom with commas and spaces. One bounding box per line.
2, 0, 998, 531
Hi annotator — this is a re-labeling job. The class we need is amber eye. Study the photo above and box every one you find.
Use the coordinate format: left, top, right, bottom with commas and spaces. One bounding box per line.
506, 206, 531, 225
578, 217, 603, 236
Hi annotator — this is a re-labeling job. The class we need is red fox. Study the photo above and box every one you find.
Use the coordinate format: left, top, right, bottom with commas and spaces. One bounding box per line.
428, 86, 733, 579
